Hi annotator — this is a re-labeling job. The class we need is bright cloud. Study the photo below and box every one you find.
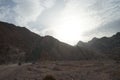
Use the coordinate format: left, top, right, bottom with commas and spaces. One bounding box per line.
0, 0, 120, 45
12, 0, 41, 26
90, 0, 120, 24
12, 0, 56, 26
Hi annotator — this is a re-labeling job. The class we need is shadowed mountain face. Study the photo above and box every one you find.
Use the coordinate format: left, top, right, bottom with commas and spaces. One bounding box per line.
0, 21, 102, 64
77, 32, 120, 60
32, 36, 102, 61
0, 21, 42, 64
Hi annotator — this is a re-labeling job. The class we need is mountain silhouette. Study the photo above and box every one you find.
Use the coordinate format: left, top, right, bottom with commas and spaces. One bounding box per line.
77, 32, 120, 60
0, 21, 106, 64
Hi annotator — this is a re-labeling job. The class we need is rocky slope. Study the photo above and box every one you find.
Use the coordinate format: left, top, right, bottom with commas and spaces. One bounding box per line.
32, 36, 102, 61
0, 21, 42, 64
77, 32, 120, 60
0, 21, 103, 64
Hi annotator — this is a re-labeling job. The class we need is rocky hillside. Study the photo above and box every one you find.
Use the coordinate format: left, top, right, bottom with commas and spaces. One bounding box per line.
0, 21, 103, 64
32, 36, 102, 61
0, 21, 42, 64
77, 32, 120, 60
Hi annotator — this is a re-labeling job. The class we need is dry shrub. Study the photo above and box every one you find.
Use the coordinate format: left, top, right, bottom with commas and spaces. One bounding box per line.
18, 62, 22, 66
43, 75, 56, 80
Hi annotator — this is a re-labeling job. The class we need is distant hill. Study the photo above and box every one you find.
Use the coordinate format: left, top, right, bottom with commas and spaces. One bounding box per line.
77, 32, 120, 60
0, 21, 104, 64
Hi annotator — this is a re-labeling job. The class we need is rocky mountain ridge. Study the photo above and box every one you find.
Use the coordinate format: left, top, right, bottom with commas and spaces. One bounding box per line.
0, 21, 111, 64
77, 32, 120, 60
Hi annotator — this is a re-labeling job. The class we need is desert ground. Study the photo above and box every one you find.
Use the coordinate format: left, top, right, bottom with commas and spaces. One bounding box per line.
0, 60, 120, 80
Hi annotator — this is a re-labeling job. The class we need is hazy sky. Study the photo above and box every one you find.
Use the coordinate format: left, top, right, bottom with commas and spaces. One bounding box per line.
0, 0, 120, 45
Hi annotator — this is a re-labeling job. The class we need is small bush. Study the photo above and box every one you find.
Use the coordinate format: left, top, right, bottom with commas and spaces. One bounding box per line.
43, 75, 56, 80
18, 62, 22, 66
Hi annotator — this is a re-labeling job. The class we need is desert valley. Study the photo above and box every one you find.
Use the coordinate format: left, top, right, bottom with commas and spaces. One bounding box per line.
0, 21, 120, 80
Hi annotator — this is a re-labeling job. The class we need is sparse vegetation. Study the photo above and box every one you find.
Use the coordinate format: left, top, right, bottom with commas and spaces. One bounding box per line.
0, 61, 119, 80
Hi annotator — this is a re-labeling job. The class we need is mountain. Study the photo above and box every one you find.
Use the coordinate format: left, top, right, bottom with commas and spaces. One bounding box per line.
32, 36, 102, 61
0, 21, 103, 64
0, 21, 42, 64
77, 32, 120, 60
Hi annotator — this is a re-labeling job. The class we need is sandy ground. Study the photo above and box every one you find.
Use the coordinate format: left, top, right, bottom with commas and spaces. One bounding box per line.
0, 60, 120, 80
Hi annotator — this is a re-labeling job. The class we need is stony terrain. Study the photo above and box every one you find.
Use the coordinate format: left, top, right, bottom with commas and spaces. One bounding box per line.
0, 61, 119, 80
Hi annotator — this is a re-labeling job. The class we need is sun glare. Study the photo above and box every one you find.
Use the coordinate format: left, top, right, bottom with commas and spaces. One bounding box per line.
47, 8, 100, 45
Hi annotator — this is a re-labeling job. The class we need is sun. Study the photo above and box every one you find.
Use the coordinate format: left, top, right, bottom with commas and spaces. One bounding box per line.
53, 19, 84, 44
47, 9, 100, 45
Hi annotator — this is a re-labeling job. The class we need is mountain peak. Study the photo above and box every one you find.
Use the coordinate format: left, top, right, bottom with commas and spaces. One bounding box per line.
112, 32, 120, 38
116, 32, 120, 36
77, 32, 120, 60
91, 37, 98, 41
